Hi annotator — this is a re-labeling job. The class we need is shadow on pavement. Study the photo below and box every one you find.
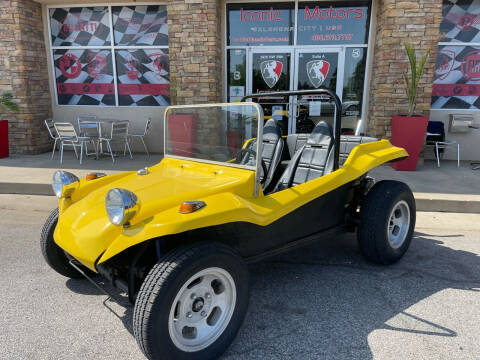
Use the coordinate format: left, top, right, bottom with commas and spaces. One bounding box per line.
64, 230, 480, 359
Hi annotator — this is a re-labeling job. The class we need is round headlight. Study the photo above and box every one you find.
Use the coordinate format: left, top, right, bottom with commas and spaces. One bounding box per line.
105, 188, 139, 226
52, 171, 79, 198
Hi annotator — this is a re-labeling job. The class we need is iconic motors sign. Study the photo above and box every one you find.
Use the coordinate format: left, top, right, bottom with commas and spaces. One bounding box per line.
227, 2, 370, 46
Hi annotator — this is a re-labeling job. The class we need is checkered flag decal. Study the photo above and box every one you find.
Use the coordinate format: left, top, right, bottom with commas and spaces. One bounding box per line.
54, 49, 115, 106
432, 45, 480, 109
116, 49, 170, 106
113, 5, 168, 46
50, 7, 111, 46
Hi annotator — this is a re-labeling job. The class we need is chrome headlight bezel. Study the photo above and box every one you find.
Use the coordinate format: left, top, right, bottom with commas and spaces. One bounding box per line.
105, 188, 139, 226
52, 171, 80, 198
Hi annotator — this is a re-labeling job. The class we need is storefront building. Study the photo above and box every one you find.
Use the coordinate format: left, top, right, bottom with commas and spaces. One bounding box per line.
3, 0, 478, 160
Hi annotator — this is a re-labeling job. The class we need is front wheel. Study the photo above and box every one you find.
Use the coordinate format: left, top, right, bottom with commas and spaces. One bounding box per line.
358, 180, 416, 265
133, 243, 249, 360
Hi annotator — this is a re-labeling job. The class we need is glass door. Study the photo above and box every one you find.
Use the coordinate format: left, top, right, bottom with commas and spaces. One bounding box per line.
293, 48, 344, 133
247, 48, 294, 135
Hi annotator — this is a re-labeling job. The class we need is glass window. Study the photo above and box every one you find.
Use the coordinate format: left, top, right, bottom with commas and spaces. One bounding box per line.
49, 7, 111, 46
227, 3, 295, 46
116, 49, 169, 106
112, 5, 168, 46
432, 45, 480, 109
227, 49, 247, 102
439, 0, 480, 43
342, 47, 366, 130
297, 2, 370, 45
54, 49, 115, 106
49, 5, 169, 106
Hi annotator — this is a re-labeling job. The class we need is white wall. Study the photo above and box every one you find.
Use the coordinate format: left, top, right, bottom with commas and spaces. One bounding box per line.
428, 109, 480, 161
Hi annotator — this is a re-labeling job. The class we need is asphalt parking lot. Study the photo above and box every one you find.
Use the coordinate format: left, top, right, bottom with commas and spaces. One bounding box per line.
0, 194, 479, 360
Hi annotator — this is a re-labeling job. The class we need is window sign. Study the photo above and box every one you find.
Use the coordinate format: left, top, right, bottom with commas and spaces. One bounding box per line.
54, 49, 115, 105
112, 5, 168, 46
116, 49, 169, 106
252, 53, 290, 92
439, 0, 480, 43
49, 5, 169, 106
49, 7, 111, 46
431, 45, 480, 109
297, 52, 338, 91
227, 3, 295, 46
297, 2, 370, 45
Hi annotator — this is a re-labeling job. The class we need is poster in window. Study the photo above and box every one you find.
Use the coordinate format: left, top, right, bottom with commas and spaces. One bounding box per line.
54, 49, 115, 106
227, 3, 295, 46
112, 5, 168, 46
431, 45, 480, 109
297, 2, 370, 45
116, 49, 170, 106
49, 7, 111, 46
439, 0, 480, 42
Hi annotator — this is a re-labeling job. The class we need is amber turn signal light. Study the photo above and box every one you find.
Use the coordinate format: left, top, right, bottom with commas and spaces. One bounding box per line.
179, 200, 206, 214
85, 172, 107, 181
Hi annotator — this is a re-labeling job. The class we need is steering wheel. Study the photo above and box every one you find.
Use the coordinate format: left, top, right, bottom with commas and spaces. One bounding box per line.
235, 148, 268, 184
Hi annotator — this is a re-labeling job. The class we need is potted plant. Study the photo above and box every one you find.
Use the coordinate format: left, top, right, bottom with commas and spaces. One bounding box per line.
0, 92, 19, 158
391, 43, 430, 171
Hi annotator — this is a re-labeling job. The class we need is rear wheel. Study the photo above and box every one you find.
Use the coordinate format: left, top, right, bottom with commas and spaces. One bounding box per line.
40, 208, 83, 278
358, 180, 416, 265
133, 243, 249, 360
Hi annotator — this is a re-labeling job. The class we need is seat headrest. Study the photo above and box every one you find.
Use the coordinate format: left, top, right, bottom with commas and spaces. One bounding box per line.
263, 119, 281, 142
306, 121, 333, 146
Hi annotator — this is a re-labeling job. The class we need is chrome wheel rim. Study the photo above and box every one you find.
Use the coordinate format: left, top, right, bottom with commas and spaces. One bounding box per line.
168, 267, 236, 352
387, 200, 410, 249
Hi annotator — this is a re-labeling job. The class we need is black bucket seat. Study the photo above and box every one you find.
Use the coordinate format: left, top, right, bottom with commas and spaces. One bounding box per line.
273, 121, 334, 192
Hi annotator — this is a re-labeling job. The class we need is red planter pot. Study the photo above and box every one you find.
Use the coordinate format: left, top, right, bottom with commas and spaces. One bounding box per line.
0, 120, 8, 158
391, 115, 428, 171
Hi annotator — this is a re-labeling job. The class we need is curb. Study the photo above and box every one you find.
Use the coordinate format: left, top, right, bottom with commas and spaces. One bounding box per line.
1, 182, 479, 214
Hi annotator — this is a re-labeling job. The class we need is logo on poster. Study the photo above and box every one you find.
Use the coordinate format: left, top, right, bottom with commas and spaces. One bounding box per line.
149, 53, 169, 80
307, 60, 330, 88
462, 50, 480, 80
260, 60, 283, 88
59, 53, 82, 79
435, 49, 455, 80
126, 58, 139, 80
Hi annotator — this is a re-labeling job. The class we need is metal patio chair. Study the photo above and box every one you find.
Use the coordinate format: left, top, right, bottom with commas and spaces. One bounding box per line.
126, 117, 151, 157
99, 120, 132, 163
44, 118, 59, 160
54, 122, 92, 165
77, 115, 99, 157
426, 121, 460, 168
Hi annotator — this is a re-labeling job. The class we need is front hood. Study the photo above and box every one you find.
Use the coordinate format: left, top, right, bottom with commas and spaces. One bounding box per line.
54, 157, 255, 269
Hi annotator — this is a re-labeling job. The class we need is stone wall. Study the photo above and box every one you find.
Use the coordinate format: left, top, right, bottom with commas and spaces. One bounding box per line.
167, 0, 222, 105
368, 0, 443, 139
0, 0, 52, 154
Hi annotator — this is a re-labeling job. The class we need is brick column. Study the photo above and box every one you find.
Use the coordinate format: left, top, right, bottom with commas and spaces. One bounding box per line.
368, 0, 442, 139
167, 0, 222, 105
0, 0, 52, 154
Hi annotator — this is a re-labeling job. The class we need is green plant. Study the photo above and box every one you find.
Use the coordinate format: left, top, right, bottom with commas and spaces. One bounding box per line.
402, 42, 430, 116
0, 92, 19, 118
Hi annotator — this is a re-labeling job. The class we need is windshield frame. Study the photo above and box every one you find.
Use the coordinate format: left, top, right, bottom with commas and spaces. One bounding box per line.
163, 102, 264, 197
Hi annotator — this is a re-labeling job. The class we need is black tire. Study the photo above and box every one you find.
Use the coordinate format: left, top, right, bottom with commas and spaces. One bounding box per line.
133, 243, 249, 360
40, 208, 83, 278
358, 180, 416, 265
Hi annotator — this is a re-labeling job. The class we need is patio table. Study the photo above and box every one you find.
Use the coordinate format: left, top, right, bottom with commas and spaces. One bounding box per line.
79, 118, 130, 158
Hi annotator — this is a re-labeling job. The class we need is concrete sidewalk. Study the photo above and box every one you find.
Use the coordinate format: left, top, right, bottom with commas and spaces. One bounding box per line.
0, 152, 479, 213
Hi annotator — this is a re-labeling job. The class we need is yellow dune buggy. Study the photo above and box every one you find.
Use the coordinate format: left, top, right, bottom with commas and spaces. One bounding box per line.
41, 89, 414, 360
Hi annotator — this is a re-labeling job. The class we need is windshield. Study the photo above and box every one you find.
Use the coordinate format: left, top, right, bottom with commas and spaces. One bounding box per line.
164, 103, 263, 170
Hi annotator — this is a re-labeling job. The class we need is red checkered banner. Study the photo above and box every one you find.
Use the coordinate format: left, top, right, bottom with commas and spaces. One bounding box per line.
50, 7, 111, 46
432, 0, 480, 109
115, 49, 169, 106
54, 49, 115, 106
